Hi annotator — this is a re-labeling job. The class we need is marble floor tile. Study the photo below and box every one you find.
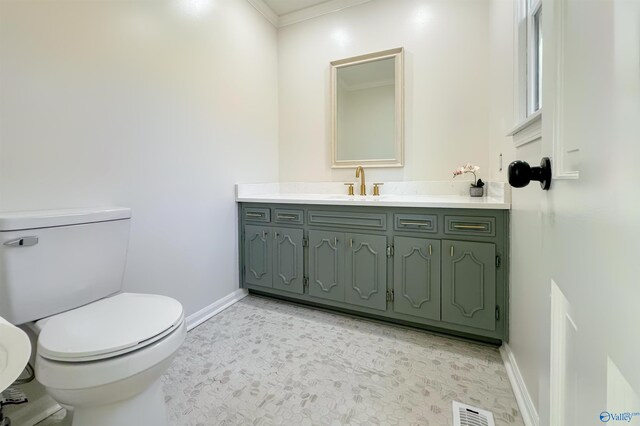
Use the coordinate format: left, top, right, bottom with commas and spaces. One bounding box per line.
162, 296, 523, 426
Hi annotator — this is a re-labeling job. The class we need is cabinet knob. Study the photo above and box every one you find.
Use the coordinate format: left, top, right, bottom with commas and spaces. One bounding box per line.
508, 157, 552, 190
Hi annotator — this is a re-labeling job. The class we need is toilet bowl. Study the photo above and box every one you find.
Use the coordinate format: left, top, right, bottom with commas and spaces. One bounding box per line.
0, 208, 187, 426
30, 293, 186, 426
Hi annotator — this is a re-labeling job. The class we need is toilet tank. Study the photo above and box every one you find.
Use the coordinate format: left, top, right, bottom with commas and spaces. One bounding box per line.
0, 207, 131, 325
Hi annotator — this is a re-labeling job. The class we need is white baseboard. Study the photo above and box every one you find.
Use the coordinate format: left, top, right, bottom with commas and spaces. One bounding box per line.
500, 343, 540, 426
186, 289, 248, 331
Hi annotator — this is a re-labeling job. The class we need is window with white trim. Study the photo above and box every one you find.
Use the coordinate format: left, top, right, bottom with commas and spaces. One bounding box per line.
510, 0, 543, 145
528, 0, 543, 115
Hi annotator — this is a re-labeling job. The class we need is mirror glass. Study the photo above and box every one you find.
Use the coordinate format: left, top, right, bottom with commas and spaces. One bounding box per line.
331, 48, 403, 168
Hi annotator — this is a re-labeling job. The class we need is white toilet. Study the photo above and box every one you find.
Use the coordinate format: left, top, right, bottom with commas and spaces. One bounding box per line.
0, 207, 186, 426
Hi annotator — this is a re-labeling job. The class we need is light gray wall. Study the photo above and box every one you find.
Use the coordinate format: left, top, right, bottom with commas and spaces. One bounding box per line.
0, 0, 280, 317
277, 0, 491, 183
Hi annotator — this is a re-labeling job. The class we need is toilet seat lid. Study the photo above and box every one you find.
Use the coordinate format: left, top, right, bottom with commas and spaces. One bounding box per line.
37, 293, 184, 362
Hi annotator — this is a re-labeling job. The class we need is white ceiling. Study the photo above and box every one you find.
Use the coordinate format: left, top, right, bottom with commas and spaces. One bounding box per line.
263, 0, 333, 16
247, 0, 372, 27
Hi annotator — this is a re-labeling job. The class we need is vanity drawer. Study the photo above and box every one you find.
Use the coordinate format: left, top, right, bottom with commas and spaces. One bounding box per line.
274, 209, 304, 225
243, 207, 271, 223
394, 214, 437, 233
308, 210, 386, 230
445, 216, 495, 237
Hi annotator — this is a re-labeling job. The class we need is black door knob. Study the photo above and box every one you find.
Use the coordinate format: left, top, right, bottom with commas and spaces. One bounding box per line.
508, 157, 552, 190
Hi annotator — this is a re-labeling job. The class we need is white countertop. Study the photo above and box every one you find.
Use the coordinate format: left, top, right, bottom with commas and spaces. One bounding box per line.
236, 182, 511, 210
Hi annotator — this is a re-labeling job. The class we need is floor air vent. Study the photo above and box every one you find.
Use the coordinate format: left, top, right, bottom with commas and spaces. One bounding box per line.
452, 401, 496, 426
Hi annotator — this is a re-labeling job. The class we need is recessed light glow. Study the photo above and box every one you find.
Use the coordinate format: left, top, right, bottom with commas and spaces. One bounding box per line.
414, 6, 431, 26
332, 29, 350, 48
176, 0, 214, 18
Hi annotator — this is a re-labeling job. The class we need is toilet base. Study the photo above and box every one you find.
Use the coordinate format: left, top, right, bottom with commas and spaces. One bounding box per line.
70, 378, 167, 426
36, 320, 185, 426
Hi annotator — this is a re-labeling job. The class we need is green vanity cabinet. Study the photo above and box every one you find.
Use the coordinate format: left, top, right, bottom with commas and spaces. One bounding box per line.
308, 231, 387, 310
273, 227, 304, 295
244, 225, 304, 294
441, 240, 496, 331
240, 203, 509, 344
244, 225, 272, 288
308, 230, 345, 302
344, 233, 387, 311
392, 236, 441, 321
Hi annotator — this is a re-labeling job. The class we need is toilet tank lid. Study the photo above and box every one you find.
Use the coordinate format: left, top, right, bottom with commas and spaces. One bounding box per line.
0, 207, 131, 231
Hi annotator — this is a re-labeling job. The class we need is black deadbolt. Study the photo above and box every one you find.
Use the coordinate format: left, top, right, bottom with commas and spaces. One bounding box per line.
508, 157, 552, 190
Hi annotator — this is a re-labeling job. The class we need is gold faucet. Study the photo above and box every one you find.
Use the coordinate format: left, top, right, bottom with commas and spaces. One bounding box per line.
355, 166, 366, 196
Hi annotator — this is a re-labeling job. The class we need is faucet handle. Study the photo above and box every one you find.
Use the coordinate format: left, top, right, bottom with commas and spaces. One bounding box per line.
373, 182, 384, 196
344, 182, 355, 196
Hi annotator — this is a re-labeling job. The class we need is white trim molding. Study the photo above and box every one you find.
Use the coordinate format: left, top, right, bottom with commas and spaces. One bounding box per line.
246, 0, 279, 26
546, 0, 579, 180
549, 280, 578, 426
513, 0, 542, 125
247, 0, 372, 28
500, 343, 540, 426
508, 109, 542, 147
510, 0, 543, 148
186, 289, 248, 331
279, 0, 371, 27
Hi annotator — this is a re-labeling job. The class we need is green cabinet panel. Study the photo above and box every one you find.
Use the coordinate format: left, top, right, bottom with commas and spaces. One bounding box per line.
274, 209, 304, 225
244, 225, 302, 293
243, 207, 270, 223
308, 230, 345, 302
272, 227, 304, 295
244, 225, 272, 288
442, 240, 496, 331
445, 216, 495, 237
393, 236, 441, 321
345, 233, 387, 311
308, 210, 387, 230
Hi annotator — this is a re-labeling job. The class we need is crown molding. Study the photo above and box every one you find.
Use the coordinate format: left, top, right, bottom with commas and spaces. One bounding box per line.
278, 0, 372, 27
247, 0, 372, 28
246, 0, 279, 27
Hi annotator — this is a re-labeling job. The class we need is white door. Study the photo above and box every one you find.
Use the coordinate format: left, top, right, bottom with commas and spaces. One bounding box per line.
528, 1, 640, 425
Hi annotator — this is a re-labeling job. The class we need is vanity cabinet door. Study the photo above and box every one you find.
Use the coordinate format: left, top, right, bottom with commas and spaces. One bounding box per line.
308, 230, 345, 302
272, 227, 304, 295
244, 225, 273, 288
441, 240, 496, 331
393, 237, 441, 321
344, 233, 387, 311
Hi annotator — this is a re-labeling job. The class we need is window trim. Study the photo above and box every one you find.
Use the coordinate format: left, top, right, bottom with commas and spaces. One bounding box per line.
528, 0, 542, 114
508, 108, 541, 147
510, 0, 542, 145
